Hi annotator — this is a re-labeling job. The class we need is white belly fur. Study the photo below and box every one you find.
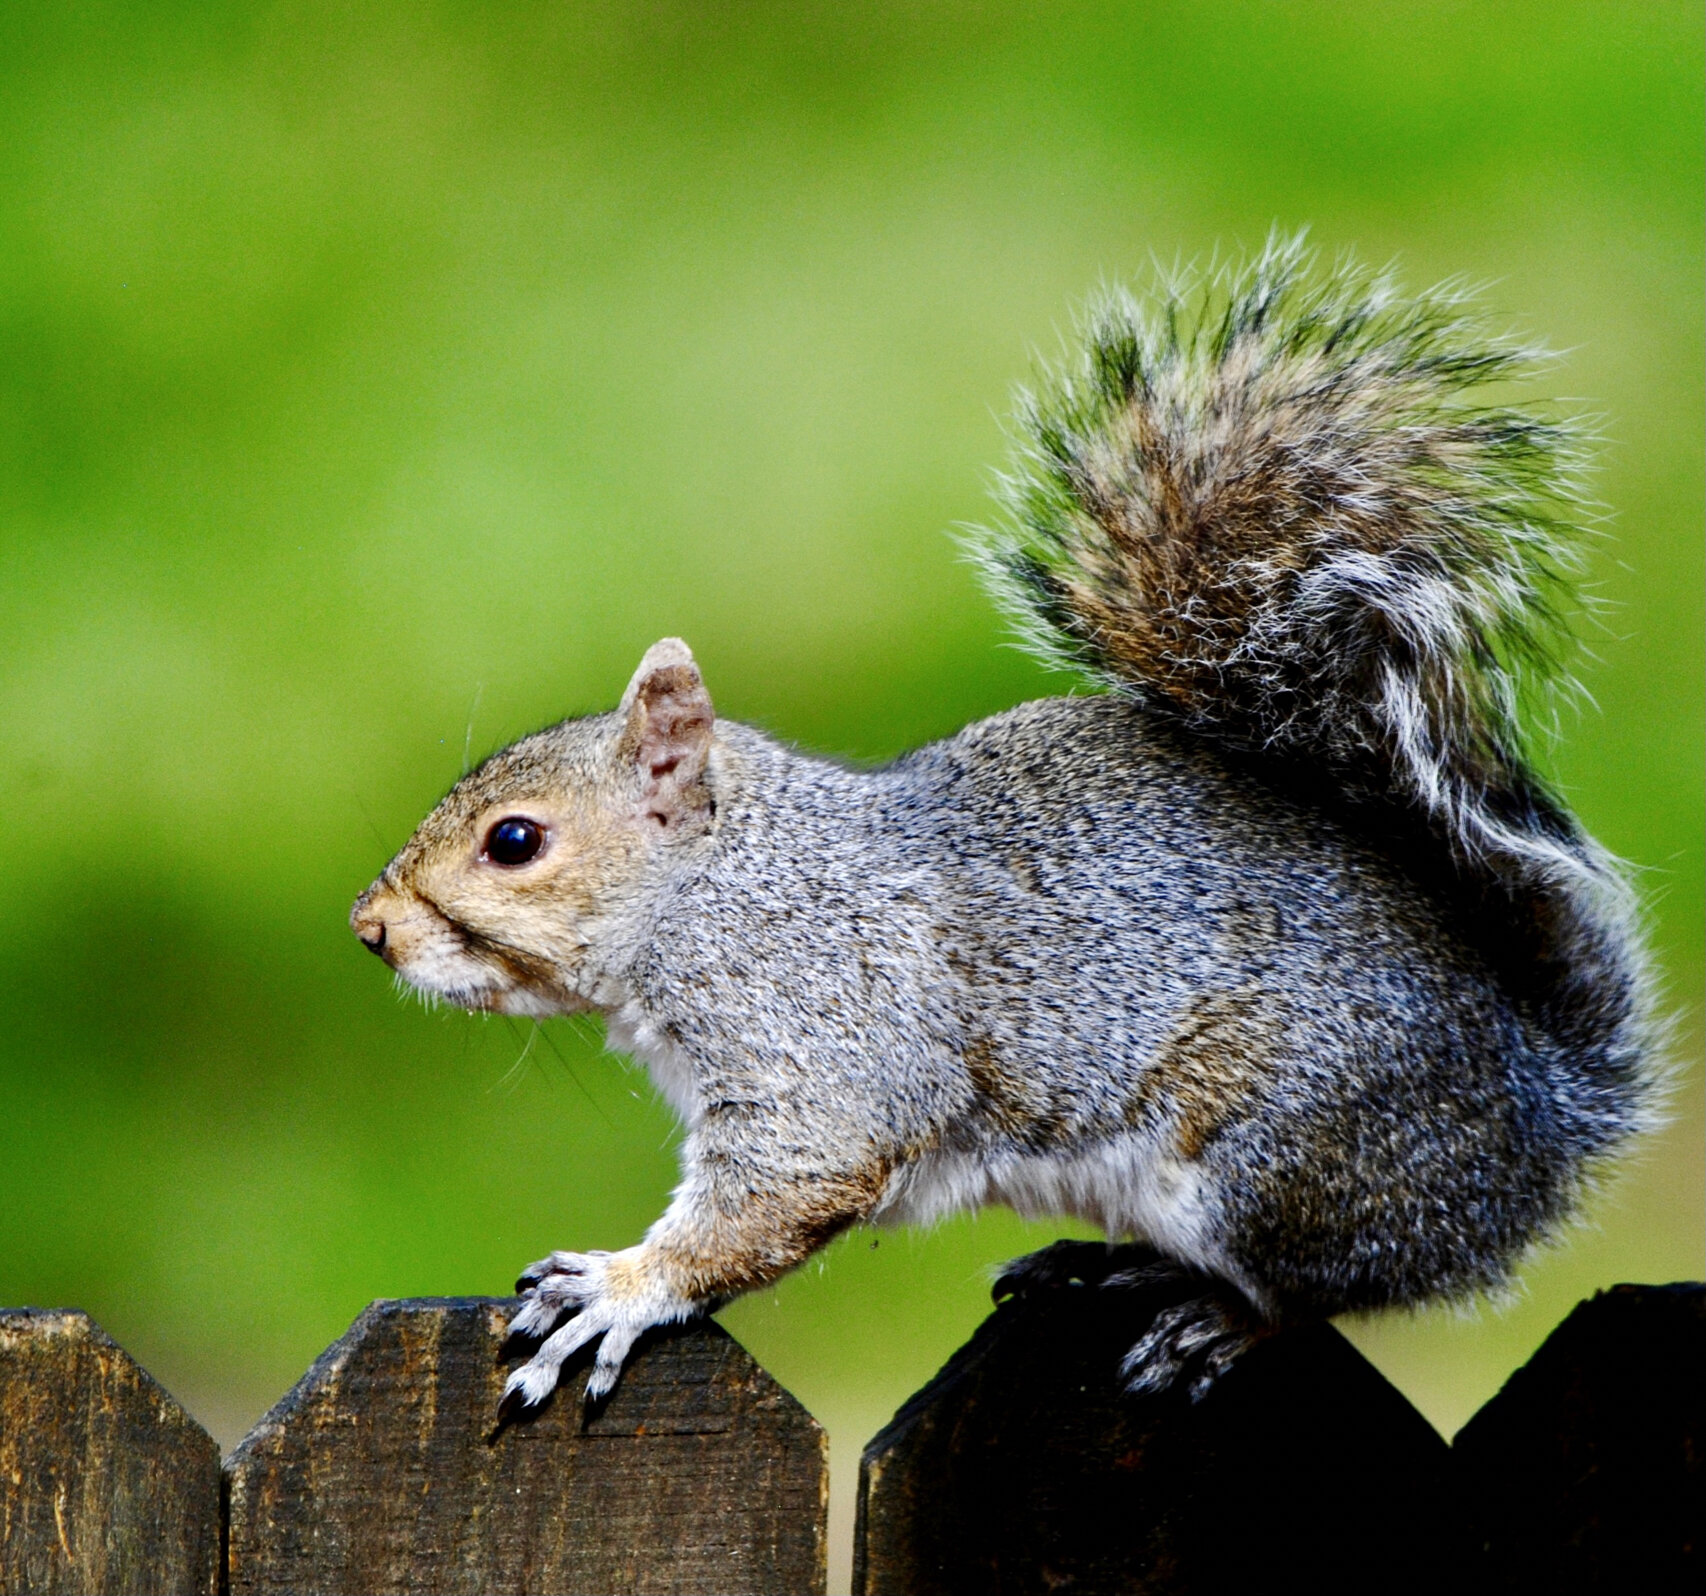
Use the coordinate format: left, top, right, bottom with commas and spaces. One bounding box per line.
872, 1133, 1244, 1291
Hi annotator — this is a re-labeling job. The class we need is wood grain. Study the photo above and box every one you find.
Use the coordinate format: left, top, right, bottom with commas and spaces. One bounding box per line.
223, 1297, 826, 1596
0, 1308, 220, 1596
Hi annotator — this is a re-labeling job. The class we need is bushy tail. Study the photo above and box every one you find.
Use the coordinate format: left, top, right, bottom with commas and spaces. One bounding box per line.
971, 236, 1659, 1156
973, 235, 1594, 881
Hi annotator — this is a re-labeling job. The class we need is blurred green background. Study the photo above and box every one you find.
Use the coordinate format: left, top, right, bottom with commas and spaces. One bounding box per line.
1, 3, 1700, 1588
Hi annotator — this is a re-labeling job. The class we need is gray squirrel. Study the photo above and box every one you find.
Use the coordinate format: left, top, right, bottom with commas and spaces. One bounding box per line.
350, 239, 1657, 1415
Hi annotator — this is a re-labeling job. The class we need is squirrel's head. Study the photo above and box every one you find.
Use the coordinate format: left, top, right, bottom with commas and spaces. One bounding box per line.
350, 638, 718, 1015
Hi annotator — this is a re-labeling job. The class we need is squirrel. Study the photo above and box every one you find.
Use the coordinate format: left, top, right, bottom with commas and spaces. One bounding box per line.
350, 238, 1657, 1415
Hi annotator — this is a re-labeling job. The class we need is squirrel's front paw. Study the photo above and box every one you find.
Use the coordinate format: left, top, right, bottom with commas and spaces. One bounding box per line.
503, 1247, 694, 1412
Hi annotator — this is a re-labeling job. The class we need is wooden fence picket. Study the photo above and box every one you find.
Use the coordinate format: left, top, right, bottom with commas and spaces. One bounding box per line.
1454, 1282, 1704, 1591
855, 1277, 1705, 1594
0, 1308, 221, 1596
223, 1297, 827, 1596
854, 1276, 1466, 1595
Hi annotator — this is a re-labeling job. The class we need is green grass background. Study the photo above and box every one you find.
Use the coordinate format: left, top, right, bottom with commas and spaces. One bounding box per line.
1, 4, 1700, 1587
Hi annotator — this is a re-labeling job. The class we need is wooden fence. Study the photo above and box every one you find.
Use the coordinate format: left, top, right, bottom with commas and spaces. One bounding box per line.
1, 1281, 1699, 1594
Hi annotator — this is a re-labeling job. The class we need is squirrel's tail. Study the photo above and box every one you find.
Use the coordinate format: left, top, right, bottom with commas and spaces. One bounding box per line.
972, 236, 1659, 1137
975, 235, 1595, 880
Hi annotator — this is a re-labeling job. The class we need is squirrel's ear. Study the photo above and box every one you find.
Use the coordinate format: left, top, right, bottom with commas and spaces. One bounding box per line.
618, 638, 715, 830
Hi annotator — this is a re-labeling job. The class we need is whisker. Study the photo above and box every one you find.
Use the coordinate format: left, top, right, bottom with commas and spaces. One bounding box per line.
492, 1018, 541, 1095
536, 1020, 616, 1130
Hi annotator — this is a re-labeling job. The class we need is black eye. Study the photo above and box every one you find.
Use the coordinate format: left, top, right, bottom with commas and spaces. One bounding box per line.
484, 816, 544, 866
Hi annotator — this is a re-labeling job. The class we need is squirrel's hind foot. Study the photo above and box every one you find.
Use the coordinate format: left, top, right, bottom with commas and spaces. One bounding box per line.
1119, 1293, 1262, 1403
995, 1240, 1268, 1402
992, 1238, 1169, 1299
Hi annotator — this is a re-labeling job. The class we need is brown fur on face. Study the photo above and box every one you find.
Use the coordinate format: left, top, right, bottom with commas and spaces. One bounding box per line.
350, 640, 724, 1016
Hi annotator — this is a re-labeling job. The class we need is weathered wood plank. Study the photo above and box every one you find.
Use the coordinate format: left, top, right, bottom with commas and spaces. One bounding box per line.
224, 1297, 827, 1596
1454, 1281, 1704, 1591
0, 1308, 220, 1596
855, 1269, 1467, 1594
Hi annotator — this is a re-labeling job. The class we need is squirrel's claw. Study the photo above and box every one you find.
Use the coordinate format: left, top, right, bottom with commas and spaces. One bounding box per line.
501, 1296, 623, 1412
516, 1247, 610, 1295
1120, 1295, 1260, 1403
509, 1250, 608, 1341
584, 1323, 641, 1402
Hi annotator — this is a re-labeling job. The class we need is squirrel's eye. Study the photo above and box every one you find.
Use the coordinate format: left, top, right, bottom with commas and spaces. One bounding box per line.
484, 817, 544, 866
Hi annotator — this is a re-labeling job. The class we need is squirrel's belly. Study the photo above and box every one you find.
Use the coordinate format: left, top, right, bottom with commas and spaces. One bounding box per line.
871, 1131, 1253, 1295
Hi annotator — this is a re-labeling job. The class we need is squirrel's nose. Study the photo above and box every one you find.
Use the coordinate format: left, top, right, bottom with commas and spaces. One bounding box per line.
350, 893, 390, 956
355, 919, 387, 955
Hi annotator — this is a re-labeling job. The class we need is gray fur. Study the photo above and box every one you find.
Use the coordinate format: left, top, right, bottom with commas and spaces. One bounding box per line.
635, 700, 1649, 1316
